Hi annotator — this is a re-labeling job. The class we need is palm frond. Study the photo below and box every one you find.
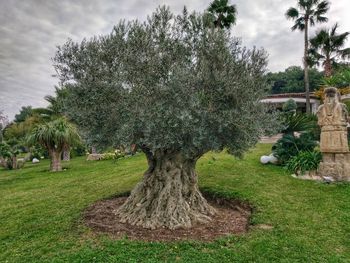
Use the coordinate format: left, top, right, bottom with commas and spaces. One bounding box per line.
340, 48, 350, 59
315, 15, 328, 23
332, 32, 350, 48
281, 113, 317, 134
298, 0, 310, 10
291, 17, 305, 31
285, 7, 299, 19
27, 118, 80, 151
315, 0, 330, 16
308, 22, 350, 72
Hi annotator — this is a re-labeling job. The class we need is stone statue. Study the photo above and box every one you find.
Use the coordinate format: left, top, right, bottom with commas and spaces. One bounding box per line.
317, 87, 349, 153
317, 87, 350, 181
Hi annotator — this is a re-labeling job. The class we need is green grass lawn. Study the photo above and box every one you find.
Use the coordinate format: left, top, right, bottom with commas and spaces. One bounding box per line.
1, 144, 350, 262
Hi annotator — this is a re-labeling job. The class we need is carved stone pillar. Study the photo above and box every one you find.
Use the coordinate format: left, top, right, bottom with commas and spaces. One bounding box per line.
316, 87, 350, 181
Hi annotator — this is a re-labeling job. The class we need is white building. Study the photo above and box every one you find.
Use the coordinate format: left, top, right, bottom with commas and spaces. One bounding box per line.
261, 92, 350, 114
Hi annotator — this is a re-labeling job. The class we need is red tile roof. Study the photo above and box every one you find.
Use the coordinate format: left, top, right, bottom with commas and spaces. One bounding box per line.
265, 92, 318, 99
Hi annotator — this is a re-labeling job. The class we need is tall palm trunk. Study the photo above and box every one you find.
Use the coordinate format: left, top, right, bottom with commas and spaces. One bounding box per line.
50, 149, 62, 172
304, 17, 311, 114
324, 57, 332, 77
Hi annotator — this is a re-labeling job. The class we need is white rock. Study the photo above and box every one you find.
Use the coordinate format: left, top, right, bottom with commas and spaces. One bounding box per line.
260, 155, 270, 164
323, 176, 335, 183
268, 154, 279, 164
32, 158, 40, 163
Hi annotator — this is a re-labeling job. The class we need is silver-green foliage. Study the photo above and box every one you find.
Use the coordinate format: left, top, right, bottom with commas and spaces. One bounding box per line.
54, 6, 277, 158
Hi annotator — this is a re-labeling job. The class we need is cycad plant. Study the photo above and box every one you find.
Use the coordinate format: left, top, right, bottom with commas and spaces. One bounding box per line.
281, 113, 318, 136
273, 101, 319, 165
27, 118, 80, 171
309, 24, 350, 77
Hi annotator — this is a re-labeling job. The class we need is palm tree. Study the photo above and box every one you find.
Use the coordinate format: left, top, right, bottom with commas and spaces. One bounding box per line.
286, 0, 329, 113
309, 23, 350, 77
45, 86, 69, 116
207, 0, 237, 29
45, 86, 72, 161
27, 118, 80, 172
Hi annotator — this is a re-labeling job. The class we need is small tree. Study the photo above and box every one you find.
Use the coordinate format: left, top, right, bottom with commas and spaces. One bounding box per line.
266, 66, 323, 94
282, 99, 298, 113
14, 106, 33, 123
54, 7, 277, 229
45, 86, 72, 161
0, 141, 21, 170
27, 118, 80, 171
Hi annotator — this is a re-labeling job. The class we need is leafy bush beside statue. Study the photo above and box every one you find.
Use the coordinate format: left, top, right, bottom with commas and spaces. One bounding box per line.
286, 150, 322, 175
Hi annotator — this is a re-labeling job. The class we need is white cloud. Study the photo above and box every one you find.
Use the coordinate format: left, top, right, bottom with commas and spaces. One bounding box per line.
0, 0, 349, 119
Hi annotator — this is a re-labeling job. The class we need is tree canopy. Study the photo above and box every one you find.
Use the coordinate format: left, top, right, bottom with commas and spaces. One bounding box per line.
285, 0, 329, 32
14, 106, 33, 123
207, 0, 237, 29
266, 66, 323, 94
55, 6, 275, 158
309, 23, 350, 77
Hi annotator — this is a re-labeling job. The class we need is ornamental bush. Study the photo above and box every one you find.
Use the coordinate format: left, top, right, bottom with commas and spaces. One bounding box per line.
272, 133, 318, 165
286, 150, 322, 175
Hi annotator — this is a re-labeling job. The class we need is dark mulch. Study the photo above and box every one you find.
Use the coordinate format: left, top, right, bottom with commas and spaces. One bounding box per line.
83, 195, 252, 242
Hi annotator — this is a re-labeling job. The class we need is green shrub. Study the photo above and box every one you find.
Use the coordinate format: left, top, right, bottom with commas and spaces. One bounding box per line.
272, 133, 318, 165
30, 145, 47, 160
0, 142, 22, 169
282, 99, 297, 113
322, 68, 350, 88
286, 150, 322, 175
70, 142, 87, 158
100, 153, 115, 160
100, 150, 125, 161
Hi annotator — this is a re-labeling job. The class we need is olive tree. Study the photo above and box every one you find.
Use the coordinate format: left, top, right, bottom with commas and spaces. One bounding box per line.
54, 7, 277, 229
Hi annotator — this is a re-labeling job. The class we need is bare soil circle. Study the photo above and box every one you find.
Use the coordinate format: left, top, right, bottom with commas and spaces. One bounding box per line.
83, 194, 252, 242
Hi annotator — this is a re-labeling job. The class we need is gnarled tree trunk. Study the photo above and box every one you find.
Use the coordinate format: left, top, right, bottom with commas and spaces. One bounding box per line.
50, 150, 62, 172
116, 150, 216, 230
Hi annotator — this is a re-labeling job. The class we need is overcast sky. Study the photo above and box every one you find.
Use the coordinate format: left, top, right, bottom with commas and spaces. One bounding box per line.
0, 0, 349, 120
